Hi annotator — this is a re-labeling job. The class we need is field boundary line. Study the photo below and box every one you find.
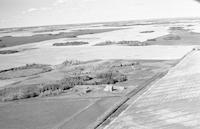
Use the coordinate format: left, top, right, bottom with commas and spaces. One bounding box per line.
52, 99, 98, 129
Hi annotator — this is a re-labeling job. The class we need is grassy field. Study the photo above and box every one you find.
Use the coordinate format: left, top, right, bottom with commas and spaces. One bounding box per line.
145, 27, 200, 45
0, 98, 93, 129
58, 97, 121, 129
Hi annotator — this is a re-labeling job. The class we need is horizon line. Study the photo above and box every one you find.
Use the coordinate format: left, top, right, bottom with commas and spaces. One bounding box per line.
1, 16, 200, 30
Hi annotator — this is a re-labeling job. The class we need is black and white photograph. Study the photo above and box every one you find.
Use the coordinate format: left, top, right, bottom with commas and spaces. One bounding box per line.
1, 0, 200, 129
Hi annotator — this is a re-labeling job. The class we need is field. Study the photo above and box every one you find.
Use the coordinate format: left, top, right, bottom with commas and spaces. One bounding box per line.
0, 98, 92, 129
103, 50, 200, 129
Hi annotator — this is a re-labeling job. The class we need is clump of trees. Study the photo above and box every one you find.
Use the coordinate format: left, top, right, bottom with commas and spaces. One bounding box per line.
94, 41, 115, 46
0, 85, 41, 101
94, 40, 149, 46
0, 63, 52, 73
0, 70, 127, 102
84, 70, 127, 85
146, 38, 156, 42
117, 41, 148, 46
0, 50, 19, 54
53, 41, 89, 46
61, 59, 81, 66
140, 31, 154, 33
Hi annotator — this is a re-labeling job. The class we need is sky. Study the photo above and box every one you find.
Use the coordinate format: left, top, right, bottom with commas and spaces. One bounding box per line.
1, 0, 200, 28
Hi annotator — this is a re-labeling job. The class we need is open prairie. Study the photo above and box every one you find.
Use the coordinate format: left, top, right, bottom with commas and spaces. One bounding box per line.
1, 18, 200, 129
